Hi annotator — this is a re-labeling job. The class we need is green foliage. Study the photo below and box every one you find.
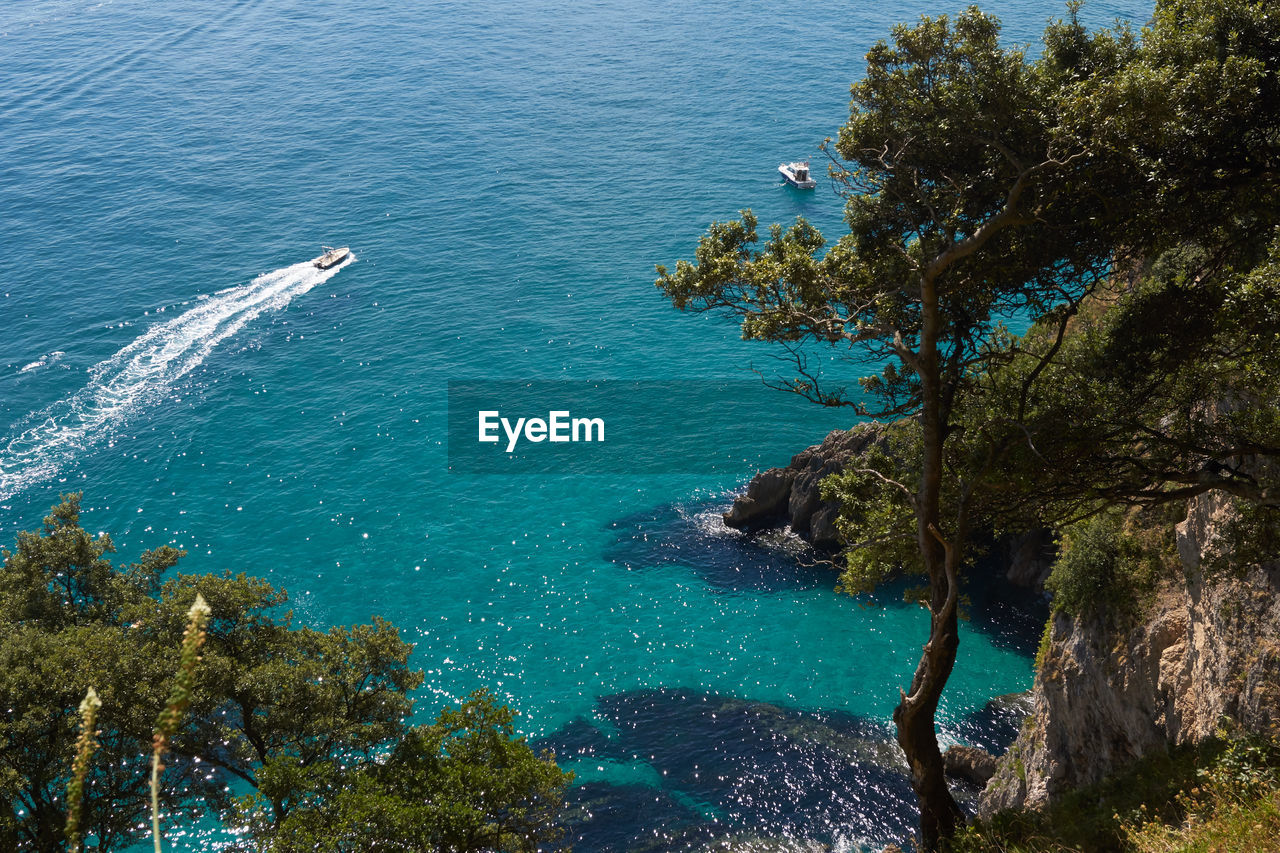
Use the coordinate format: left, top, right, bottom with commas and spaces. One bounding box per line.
963, 0, 1280, 533
955, 732, 1280, 853
0, 496, 570, 851
0, 498, 205, 851
1033, 618, 1054, 673
959, 239, 1280, 528
955, 742, 1216, 853
1121, 732, 1280, 852
820, 425, 921, 595
1095, 0, 1280, 252
236, 690, 572, 853
1199, 731, 1280, 802
1043, 510, 1173, 621
1125, 788, 1280, 853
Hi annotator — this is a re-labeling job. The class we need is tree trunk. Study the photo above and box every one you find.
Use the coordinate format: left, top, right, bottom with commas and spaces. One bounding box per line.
893, 599, 964, 850
896, 277, 965, 851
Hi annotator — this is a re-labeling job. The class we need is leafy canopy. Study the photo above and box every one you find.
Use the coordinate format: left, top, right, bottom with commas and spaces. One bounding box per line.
0, 495, 571, 852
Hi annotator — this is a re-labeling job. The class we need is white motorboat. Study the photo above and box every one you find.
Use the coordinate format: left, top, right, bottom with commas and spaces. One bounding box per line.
778, 160, 817, 189
313, 246, 350, 269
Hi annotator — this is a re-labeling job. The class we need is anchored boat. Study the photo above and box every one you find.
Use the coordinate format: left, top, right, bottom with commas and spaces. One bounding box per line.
313, 246, 350, 269
778, 160, 817, 189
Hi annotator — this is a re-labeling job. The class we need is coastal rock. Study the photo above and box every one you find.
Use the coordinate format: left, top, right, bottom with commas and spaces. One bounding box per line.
723, 424, 886, 550
808, 502, 843, 553
540, 686, 916, 851
942, 745, 1000, 787
724, 425, 1056, 588
984, 691, 1036, 716
981, 491, 1280, 817
694, 836, 833, 852
723, 468, 797, 530
996, 528, 1056, 591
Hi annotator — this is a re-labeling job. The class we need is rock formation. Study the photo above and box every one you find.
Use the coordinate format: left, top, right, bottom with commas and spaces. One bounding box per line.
981, 491, 1280, 816
723, 424, 1056, 590
990, 528, 1057, 593
723, 424, 887, 551
942, 745, 1000, 787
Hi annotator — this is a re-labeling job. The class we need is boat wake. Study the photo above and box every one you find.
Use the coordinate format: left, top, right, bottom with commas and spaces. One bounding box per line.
0, 255, 352, 501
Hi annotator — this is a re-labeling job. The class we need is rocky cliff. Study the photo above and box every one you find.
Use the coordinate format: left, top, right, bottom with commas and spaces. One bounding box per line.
981, 491, 1280, 816
726, 434, 1279, 818
723, 425, 886, 551
724, 425, 1056, 590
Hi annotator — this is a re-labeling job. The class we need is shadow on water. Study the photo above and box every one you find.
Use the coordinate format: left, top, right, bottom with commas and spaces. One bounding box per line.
559, 783, 716, 853
603, 501, 838, 594
603, 499, 1051, 660
967, 540, 1049, 653
587, 500, 1046, 848
962, 575, 1050, 658
950, 691, 1037, 756
536, 687, 918, 852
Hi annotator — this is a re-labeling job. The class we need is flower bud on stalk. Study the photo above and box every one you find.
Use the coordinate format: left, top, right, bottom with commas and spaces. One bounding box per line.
150, 594, 211, 853
65, 686, 102, 852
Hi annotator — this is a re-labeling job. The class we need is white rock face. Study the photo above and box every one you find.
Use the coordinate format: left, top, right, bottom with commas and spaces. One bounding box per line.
980, 491, 1280, 817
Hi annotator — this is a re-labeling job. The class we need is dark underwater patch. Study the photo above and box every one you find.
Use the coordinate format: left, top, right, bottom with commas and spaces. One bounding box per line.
558, 781, 717, 853
538, 687, 919, 852
962, 576, 1051, 658
603, 501, 835, 594
950, 692, 1035, 755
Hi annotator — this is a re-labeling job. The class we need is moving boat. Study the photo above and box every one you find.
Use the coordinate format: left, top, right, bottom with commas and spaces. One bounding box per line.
778, 160, 817, 189
313, 246, 350, 269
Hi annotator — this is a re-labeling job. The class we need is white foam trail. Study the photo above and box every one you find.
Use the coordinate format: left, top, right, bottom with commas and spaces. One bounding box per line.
0, 256, 352, 500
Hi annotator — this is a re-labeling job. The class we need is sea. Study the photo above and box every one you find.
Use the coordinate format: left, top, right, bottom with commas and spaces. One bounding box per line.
0, 1, 1152, 849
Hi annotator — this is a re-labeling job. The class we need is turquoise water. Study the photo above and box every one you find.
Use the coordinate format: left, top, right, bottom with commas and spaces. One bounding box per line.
1, 0, 1151, 849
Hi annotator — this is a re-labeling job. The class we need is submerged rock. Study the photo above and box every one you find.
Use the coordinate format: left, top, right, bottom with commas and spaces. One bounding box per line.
693, 835, 832, 852
604, 502, 828, 594
538, 687, 917, 851
993, 528, 1056, 591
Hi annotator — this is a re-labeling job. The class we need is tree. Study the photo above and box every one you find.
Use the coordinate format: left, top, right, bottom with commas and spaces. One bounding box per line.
236, 691, 571, 852
964, 241, 1280, 525
0, 497, 206, 851
657, 9, 1125, 847
950, 0, 1280, 531
1075, 0, 1280, 257
0, 495, 572, 851
658, 2, 1280, 847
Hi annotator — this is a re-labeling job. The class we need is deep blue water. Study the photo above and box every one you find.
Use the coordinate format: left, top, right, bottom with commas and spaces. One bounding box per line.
1, 1, 1150, 849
